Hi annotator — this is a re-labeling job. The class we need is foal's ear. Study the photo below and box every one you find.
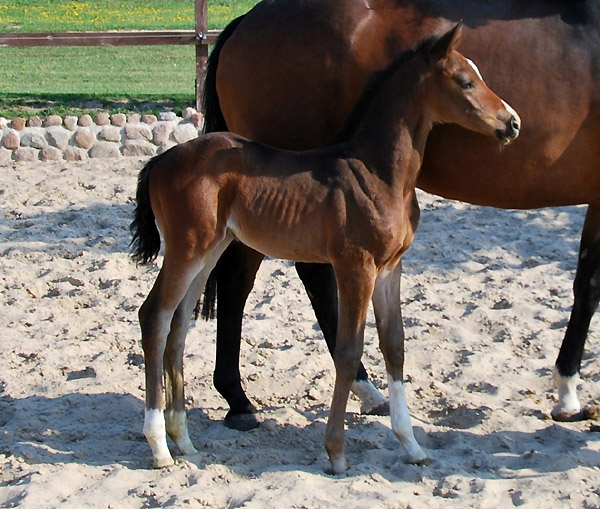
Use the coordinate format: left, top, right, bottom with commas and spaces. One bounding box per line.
429, 22, 463, 62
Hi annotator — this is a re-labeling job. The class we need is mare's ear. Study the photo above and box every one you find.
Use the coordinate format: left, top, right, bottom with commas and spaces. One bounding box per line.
429, 22, 463, 62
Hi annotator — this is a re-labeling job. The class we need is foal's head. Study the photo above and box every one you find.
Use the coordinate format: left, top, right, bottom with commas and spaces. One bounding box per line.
424, 24, 520, 145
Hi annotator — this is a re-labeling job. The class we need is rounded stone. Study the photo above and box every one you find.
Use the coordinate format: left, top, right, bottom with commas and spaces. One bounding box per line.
46, 127, 72, 150
40, 146, 63, 161
2, 130, 20, 150
74, 128, 96, 149
26, 116, 42, 128
43, 115, 63, 127
127, 112, 141, 124
122, 140, 156, 157
21, 130, 49, 149
97, 126, 122, 143
110, 113, 127, 127
158, 111, 178, 122
142, 114, 157, 124
125, 124, 152, 141
94, 112, 111, 126
89, 141, 122, 158
78, 114, 93, 127
10, 117, 26, 131
14, 147, 39, 162
64, 146, 88, 161
190, 112, 205, 129
152, 122, 174, 145
0, 117, 8, 130
172, 123, 199, 144
64, 116, 78, 131
182, 107, 196, 120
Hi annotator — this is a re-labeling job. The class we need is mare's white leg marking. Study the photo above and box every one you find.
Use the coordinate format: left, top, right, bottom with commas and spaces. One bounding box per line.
552, 367, 581, 417
388, 375, 427, 464
351, 380, 388, 414
166, 409, 198, 455
144, 409, 174, 468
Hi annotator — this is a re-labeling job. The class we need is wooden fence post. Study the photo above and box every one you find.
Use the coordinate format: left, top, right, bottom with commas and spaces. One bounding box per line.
195, 0, 209, 111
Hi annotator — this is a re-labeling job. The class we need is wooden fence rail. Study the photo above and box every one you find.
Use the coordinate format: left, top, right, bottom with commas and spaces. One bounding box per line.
0, 0, 222, 110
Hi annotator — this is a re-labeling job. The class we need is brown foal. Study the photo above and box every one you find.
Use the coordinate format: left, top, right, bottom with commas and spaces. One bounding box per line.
131, 25, 520, 473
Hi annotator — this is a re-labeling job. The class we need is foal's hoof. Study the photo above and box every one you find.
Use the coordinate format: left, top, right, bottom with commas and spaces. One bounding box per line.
224, 411, 261, 431
362, 401, 390, 416
153, 455, 175, 469
551, 409, 585, 422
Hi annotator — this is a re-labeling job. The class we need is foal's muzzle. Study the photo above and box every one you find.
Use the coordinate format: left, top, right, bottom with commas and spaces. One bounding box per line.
496, 114, 520, 145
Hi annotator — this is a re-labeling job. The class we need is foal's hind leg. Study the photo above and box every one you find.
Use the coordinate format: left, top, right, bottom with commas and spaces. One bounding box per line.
140, 258, 202, 468
372, 266, 427, 464
295, 262, 388, 415
142, 234, 234, 467
553, 204, 600, 421
162, 274, 206, 457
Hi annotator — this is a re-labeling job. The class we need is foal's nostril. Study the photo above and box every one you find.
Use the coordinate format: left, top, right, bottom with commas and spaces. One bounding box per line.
511, 116, 520, 132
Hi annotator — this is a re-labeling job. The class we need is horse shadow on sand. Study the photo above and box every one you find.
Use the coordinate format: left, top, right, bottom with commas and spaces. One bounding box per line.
1, 391, 597, 483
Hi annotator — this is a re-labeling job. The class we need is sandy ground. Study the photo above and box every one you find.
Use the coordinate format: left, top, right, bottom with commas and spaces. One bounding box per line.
0, 157, 598, 508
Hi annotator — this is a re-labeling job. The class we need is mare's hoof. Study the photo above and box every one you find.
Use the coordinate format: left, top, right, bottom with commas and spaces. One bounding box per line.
362, 401, 390, 416
224, 411, 261, 431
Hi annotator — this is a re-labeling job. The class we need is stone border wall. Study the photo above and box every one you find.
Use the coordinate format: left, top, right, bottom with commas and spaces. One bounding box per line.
0, 107, 204, 166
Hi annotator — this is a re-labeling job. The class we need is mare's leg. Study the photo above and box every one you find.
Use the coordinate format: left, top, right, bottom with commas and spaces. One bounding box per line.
325, 262, 375, 474
295, 262, 388, 415
372, 265, 427, 464
553, 204, 600, 421
213, 242, 265, 430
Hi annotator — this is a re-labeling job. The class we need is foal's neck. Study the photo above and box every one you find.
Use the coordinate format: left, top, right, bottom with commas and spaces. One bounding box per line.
342, 59, 434, 189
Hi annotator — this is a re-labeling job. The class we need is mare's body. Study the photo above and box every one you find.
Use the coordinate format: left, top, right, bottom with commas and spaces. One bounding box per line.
205, 0, 600, 425
132, 27, 519, 472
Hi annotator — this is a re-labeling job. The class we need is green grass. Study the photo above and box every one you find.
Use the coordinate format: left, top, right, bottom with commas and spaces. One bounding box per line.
0, 1, 259, 118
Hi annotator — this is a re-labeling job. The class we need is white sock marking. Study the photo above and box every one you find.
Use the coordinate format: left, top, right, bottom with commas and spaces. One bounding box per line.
387, 375, 427, 463
144, 409, 174, 468
165, 409, 198, 455
552, 367, 581, 416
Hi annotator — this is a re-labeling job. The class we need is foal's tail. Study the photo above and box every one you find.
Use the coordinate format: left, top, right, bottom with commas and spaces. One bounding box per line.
199, 14, 246, 320
130, 153, 167, 265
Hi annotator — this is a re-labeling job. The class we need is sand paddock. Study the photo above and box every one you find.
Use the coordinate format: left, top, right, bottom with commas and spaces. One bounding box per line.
0, 158, 598, 507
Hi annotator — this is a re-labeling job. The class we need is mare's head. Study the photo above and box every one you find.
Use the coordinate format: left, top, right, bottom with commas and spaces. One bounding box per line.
424, 24, 520, 145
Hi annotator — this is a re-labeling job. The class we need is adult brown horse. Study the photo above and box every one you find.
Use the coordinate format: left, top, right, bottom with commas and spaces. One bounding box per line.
132, 25, 519, 471
201, 0, 600, 430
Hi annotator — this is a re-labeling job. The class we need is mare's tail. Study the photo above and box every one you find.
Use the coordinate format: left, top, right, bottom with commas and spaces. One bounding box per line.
199, 14, 246, 320
130, 153, 167, 265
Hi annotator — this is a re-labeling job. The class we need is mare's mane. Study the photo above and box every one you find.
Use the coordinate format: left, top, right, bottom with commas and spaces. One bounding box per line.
327, 35, 439, 146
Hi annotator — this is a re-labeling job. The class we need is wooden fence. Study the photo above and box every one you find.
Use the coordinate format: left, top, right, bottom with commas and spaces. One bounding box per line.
0, 0, 222, 110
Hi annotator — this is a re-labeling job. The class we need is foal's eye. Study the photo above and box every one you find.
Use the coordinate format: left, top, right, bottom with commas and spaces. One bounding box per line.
459, 79, 474, 90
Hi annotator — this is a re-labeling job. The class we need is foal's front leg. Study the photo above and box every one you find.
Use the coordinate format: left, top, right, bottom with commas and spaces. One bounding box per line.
325, 263, 375, 474
372, 265, 427, 464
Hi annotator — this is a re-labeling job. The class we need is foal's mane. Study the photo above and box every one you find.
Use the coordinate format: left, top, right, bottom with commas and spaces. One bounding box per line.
327, 36, 439, 146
